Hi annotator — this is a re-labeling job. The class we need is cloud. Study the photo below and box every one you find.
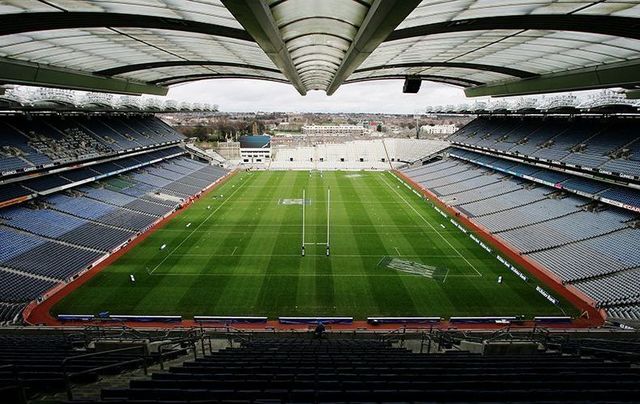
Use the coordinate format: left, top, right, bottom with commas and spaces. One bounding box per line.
166, 79, 471, 113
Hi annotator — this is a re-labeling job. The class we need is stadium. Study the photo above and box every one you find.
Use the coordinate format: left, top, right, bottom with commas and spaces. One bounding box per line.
0, 1, 639, 402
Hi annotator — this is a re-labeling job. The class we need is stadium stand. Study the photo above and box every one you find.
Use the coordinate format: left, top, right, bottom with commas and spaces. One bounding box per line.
64, 335, 640, 403
0, 115, 183, 178
448, 147, 640, 212
401, 134, 640, 320
449, 116, 640, 180
0, 113, 228, 324
271, 138, 448, 170
607, 305, 640, 321
0, 332, 191, 400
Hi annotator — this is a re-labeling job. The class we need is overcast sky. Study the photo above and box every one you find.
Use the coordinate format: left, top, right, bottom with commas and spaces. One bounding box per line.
166, 78, 478, 114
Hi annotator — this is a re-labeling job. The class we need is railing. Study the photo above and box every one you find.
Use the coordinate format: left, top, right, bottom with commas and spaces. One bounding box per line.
379, 326, 408, 345
0, 364, 27, 404
157, 336, 199, 371
80, 324, 148, 343
577, 345, 640, 361
212, 325, 253, 346
62, 345, 149, 400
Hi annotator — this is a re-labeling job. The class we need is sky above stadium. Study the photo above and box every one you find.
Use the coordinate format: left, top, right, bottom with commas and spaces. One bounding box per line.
166, 79, 472, 114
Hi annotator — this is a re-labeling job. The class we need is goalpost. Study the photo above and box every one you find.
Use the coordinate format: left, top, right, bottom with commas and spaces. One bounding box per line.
301, 188, 305, 256
301, 188, 330, 257
326, 188, 330, 256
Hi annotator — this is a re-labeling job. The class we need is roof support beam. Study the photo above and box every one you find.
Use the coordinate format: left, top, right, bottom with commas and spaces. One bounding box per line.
326, 0, 421, 95
96, 61, 282, 77
151, 73, 289, 86
0, 57, 167, 96
626, 89, 640, 100
387, 15, 640, 42
464, 59, 640, 97
354, 62, 536, 79
345, 74, 482, 87
222, 0, 307, 95
0, 12, 252, 41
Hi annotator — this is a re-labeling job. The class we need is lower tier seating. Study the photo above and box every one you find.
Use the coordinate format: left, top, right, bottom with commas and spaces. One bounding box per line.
72, 337, 640, 403
606, 304, 640, 321
0, 334, 187, 399
400, 156, 640, 320
0, 155, 228, 323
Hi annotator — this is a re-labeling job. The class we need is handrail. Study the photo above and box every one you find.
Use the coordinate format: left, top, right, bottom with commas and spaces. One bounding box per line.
0, 364, 27, 404
157, 337, 198, 370
577, 345, 640, 360
579, 337, 640, 346
379, 326, 407, 342
62, 345, 149, 400
221, 325, 252, 345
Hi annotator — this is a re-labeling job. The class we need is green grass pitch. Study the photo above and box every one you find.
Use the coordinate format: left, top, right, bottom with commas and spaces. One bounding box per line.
52, 170, 577, 319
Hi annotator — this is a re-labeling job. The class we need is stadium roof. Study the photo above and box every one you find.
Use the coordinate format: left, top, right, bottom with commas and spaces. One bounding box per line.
0, 1, 639, 97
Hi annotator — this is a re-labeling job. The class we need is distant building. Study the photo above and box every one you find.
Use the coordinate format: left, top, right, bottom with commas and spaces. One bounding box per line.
302, 124, 366, 136
239, 135, 271, 163
420, 124, 458, 135
216, 140, 241, 160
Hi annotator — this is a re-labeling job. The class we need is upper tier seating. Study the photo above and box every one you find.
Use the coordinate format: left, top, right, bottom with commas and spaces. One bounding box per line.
450, 116, 640, 179
0, 115, 183, 176
0, 112, 228, 323
0, 145, 186, 207
449, 147, 640, 211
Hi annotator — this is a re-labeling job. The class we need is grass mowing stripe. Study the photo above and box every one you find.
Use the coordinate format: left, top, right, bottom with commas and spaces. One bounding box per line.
52, 170, 576, 319
255, 172, 306, 316
340, 172, 418, 315
148, 173, 246, 274
379, 173, 482, 277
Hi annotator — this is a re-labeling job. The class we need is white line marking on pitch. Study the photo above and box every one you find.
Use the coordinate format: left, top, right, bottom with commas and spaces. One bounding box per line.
231, 246, 238, 256
394, 247, 401, 256
153, 273, 480, 278
380, 174, 482, 277
149, 178, 248, 274
171, 253, 462, 258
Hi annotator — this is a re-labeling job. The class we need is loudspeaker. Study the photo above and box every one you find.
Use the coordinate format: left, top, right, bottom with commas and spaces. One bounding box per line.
403, 77, 421, 93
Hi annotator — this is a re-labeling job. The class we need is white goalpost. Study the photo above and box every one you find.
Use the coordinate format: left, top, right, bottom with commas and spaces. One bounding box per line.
326, 188, 330, 256
301, 188, 330, 257
301, 188, 305, 256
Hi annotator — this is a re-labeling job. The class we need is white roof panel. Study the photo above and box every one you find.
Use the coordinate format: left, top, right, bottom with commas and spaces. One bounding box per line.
0, 0, 637, 95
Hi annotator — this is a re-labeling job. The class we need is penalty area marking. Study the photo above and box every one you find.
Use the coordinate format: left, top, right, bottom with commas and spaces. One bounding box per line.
148, 177, 248, 275
380, 174, 482, 277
